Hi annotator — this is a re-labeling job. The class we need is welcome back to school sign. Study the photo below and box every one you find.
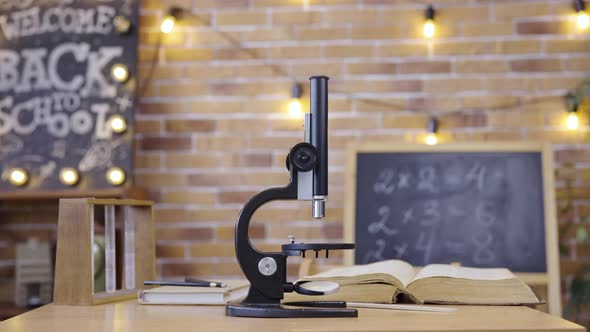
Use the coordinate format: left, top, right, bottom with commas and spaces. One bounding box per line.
0, 0, 138, 191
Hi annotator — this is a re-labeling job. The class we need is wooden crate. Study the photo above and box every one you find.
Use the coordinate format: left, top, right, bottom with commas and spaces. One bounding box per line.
53, 198, 155, 305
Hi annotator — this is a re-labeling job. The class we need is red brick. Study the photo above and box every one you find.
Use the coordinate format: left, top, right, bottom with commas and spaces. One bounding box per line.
439, 112, 487, 128
545, 40, 590, 53
324, 45, 374, 58
347, 62, 396, 75
511, 59, 563, 72
517, 21, 563, 35
156, 244, 186, 258
155, 208, 187, 223
140, 137, 192, 151
0, 265, 14, 279
215, 224, 265, 240
224, 153, 273, 167
556, 150, 590, 163
165, 120, 216, 133
161, 191, 217, 204
397, 61, 451, 74
0, 246, 15, 260
156, 228, 214, 241
219, 191, 259, 204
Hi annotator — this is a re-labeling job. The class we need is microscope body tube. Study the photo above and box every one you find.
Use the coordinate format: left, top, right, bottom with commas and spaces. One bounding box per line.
310, 76, 329, 219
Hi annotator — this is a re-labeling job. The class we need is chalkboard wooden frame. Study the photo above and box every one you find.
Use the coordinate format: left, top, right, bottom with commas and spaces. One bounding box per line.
343, 142, 560, 316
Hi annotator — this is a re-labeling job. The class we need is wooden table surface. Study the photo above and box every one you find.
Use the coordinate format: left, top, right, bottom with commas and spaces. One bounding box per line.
0, 300, 584, 332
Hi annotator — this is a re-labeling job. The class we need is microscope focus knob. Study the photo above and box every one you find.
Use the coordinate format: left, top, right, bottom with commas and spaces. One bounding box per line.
288, 143, 318, 172
258, 257, 277, 276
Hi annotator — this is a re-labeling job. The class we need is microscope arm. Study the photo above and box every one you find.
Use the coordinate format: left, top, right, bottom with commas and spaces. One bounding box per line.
234, 168, 298, 302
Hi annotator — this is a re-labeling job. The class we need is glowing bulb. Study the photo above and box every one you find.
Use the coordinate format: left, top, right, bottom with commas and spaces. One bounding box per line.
8, 168, 28, 186
303, 0, 310, 10
59, 168, 80, 186
161, 15, 176, 34
109, 115, 127, 134
425, 133, 438, 145
113, 15, 132, 34
289, 99, 303, 118
111, 64, 129, 82
423, 19, 435, 38
567, 112, 580, 130
106, 167, 126, 186
578, 11, 590, 30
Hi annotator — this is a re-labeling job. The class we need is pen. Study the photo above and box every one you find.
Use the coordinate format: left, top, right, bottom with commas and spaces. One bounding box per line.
184, 277, 226, 288
143, 280, 226, 288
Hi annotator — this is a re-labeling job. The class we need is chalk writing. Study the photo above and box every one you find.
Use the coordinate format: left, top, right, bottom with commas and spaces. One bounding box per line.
355, 152, 548, 272
0, 0, 136, 191
363, 238, 386, 264
368, 206, 398, 236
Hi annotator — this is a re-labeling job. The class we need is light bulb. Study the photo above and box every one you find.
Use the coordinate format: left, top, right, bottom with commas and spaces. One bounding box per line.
425, 133, 438, 145
111, 64, 129, 82
423, 19, 436, 39
289, 99, 303, 118
161, 15, 176, 34
113, 15, 132, 34
8, 168, 28, 186
578, 11, 590, 30
303, 0, 310, 10
60, 168, 80, 186
106, 167, 126, 186
567, 112, 580, 130
109, 115, 127, 134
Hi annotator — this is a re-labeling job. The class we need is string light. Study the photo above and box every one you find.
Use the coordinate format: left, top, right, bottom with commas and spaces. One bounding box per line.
161, 7, 183, 34
575, 0, 590, 30
425, 116, 439, 145
566, 92, 580, 131
113, 15, 132, 34
106, 167, 126, 186
289, 83, 303, 118
111, 64, 129, 83
8, 168, 29, 186
303, 0, 310, 11
109, 115, 128, 134
423, 5, 436, 39
59, 168, 80, 186
161, 16, 175, 34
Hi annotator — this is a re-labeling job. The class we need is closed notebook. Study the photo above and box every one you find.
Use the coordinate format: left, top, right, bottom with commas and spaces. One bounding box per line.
285, 260, 540, 305
138, 280, 249, 305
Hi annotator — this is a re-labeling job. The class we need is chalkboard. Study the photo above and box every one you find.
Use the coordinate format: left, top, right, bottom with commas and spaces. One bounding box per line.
0, 0, 138, 192
345, 143, 559, 272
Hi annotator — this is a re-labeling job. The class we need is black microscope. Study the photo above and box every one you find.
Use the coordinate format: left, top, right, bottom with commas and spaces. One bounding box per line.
226, 76, 358, 318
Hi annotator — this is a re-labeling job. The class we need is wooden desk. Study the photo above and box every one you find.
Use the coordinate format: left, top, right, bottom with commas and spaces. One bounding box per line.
0, 300, 584, 332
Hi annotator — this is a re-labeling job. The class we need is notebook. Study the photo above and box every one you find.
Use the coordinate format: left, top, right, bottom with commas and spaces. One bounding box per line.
285, 260, 540, 305
138, 280, 249, 305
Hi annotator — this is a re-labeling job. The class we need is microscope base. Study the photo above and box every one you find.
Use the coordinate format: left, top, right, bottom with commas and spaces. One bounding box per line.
226, 303, 358, 318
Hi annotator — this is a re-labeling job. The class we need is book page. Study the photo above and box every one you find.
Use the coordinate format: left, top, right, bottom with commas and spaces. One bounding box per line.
312, 260, 416, 287
411, 264, 515, 283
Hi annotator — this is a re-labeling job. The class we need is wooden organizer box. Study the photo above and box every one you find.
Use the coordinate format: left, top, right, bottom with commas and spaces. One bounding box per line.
54, 198, 155, 305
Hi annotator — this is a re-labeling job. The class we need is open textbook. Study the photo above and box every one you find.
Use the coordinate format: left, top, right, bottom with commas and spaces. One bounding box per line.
286, 260, 540, 305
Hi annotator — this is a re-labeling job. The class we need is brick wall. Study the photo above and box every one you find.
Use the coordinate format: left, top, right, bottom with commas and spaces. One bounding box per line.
1, 0, 590, 321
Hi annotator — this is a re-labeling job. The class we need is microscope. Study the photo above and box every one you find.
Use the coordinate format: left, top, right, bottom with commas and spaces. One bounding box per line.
226, 76, 357, 318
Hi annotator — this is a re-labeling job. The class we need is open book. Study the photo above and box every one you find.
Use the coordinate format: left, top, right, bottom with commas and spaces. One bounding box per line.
286, 260, 540, 305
